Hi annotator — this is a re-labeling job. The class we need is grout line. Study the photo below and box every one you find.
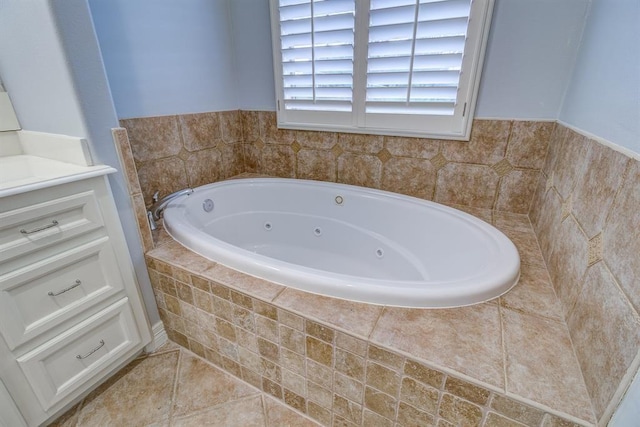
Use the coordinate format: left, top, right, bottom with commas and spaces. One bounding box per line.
601, 157, 632, 227
601, 261, 640, 320
270, 286, 287, 303
172, 393, 263, 424
167, 348, 183, 424
366, 307, 385, 340
498, 303, 509, 396
260, 394, 270, 426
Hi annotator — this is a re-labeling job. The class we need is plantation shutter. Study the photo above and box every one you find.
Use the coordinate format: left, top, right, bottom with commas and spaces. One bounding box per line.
271, 0, 493, 139
278, 0, 356, 113
366, 0, 471, 115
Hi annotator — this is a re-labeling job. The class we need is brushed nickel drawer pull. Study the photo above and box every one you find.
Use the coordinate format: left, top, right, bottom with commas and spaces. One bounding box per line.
48, 280, 82, 296
76, 339, 105, 359
20, 220, 59, 235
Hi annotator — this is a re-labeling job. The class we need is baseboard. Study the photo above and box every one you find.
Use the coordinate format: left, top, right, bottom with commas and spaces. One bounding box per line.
144, 321, 168, 353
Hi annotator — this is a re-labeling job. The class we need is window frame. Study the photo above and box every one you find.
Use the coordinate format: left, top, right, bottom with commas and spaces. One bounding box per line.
269, 0, 494, 141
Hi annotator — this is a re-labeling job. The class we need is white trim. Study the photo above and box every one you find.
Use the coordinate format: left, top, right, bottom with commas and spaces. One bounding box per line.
557, 120, 640, 161
144, 321, 168, 353
0, 380, 27, 427
0, 92, 20, 131
18, 130, 94, 166
277, 121, 469, 141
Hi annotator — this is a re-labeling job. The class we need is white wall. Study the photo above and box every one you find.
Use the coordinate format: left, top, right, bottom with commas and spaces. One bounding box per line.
90, 0, 590, 121
230, 0, 592, 119
0, 0, 160, 326
229, 0, 276, 111
0, 0, 88, 137
89, 0, 239, 119
49, 0, 160, 326
475, 0, 589, 119
559, 0, 640, 154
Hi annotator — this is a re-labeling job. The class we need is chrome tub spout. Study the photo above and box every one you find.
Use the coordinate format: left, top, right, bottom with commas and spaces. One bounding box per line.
147, 188, 194, 229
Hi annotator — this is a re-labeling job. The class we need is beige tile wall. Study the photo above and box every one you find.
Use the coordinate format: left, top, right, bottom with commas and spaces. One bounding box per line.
112, 127, 155, 253
117, 113, 640, 424
120, 111, 244, 205
120, 111, 553, 214
529, 124, 640, 424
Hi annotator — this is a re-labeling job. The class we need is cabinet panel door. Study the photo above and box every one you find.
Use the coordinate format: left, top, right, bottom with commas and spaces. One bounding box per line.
0, 191, 104, 263
0, 237, 126, 350
16, 298, 141, 411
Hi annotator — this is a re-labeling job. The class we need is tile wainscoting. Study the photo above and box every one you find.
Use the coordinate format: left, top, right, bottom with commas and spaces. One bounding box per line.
112, 113, 640, 426
529, 123, 640, 424
121, 111, 552, 214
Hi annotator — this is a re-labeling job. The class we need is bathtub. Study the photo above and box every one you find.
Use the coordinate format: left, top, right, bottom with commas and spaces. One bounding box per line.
162, 178, 520, 308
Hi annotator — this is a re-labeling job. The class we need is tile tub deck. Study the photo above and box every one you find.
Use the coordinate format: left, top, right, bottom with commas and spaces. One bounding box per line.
146, 209, 595, 427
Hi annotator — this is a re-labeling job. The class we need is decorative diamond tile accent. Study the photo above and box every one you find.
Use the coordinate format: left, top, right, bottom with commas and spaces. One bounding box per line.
291, 141, 301, 154
491, 159, 514, 177
430, 153, 448, 171
178, 147, 191, 161
587, 233, 603, 266
546, 172, 554, 192
331, 143, 344, 158
377, 148, 392, 163
254, 139, 265, 150
561, 194, 573, 220
216, 140, 227, 151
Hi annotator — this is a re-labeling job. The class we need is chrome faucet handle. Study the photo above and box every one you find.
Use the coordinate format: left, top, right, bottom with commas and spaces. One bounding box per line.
152, 190, 160, 203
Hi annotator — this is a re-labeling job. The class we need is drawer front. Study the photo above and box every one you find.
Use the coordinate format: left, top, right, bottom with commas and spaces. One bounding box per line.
0, 237, 125, 350
0, 191, 104, 263
16, 298, 141, 411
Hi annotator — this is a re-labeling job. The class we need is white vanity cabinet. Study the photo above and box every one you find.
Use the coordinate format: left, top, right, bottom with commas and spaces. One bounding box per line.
0, 171, 152, 426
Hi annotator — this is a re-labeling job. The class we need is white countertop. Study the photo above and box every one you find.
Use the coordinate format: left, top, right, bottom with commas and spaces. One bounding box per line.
0, 155, 115, 198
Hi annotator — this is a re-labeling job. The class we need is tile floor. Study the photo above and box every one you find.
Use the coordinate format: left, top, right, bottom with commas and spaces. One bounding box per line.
49, 342, 320, 427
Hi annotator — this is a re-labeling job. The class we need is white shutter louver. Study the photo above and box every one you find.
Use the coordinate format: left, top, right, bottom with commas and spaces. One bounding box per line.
366, 0, 471, 115
279, 0, 356, 112
271, 0, 493, 139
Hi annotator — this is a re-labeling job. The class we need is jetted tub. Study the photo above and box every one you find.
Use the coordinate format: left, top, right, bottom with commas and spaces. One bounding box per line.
162, 178, 520, 308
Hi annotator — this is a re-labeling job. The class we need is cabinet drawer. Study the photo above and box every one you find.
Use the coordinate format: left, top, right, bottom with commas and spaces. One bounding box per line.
0, 237, 125, 350
16, 298, 141, 411
0, 191, 104, 263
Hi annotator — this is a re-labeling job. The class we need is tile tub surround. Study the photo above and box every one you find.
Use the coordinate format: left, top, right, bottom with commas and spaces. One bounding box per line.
121, 111, 245, 206
120, 112, 553, 214
530, 124, 640, 424
144, 211, 595, 427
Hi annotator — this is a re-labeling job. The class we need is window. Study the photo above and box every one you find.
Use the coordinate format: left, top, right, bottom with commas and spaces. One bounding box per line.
270, 0, 494, 140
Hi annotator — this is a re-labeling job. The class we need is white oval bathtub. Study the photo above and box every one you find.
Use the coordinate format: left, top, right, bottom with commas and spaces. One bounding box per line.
162, 178, 520, 308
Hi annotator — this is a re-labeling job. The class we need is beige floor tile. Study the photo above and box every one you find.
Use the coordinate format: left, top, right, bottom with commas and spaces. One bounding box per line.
273, 289, 383, 338
263, 395, 321, 426
172, 352, 258, 417
502, 309, 595, 423
500, 263, 563, 321
75, 351, 180, 426
500, 227, 546, 268
492, 211, 532, 234
48, 402, 81, 427
172, 395, 265, 427
370, 304, 505, 389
